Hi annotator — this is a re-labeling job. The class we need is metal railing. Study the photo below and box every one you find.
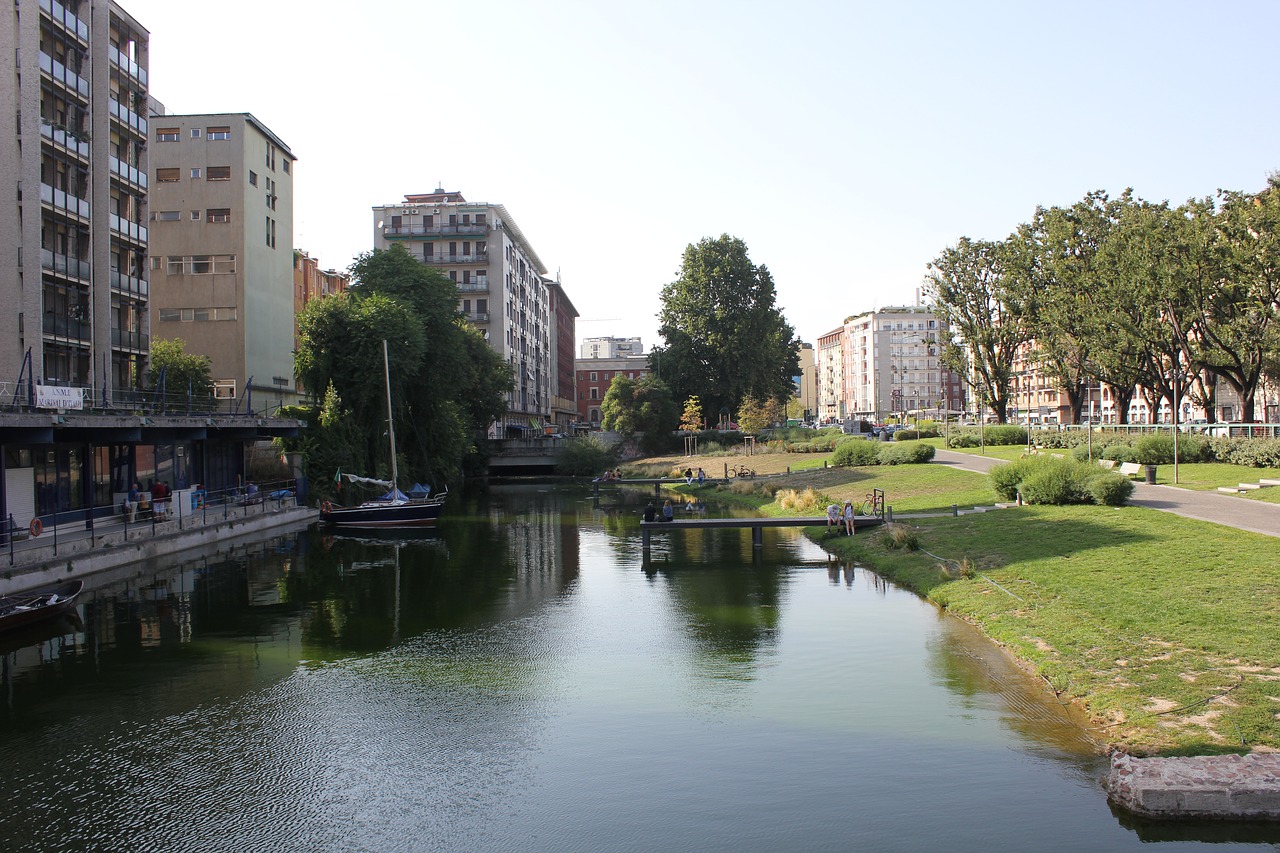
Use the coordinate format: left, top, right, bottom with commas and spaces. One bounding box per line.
425, 252, 489, 265
382, 223, 489, 238
0, 380, 291, 418
6, 478, 304, 566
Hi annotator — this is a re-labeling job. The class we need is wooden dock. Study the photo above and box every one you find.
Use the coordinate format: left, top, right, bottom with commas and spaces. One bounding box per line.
639, 515, 885, 551
593, 477, 725, 497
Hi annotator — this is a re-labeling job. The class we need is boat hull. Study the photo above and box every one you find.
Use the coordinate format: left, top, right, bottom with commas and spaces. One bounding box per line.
319, 500, 444, 528
0, 581, 84, 633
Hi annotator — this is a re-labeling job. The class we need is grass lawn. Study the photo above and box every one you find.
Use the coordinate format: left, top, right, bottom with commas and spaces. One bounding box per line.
627, 446, 1280, 755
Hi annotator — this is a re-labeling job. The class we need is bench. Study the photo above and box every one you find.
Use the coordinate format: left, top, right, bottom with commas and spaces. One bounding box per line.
1119, 462, 1142, 478
1097, 459, 1116, 470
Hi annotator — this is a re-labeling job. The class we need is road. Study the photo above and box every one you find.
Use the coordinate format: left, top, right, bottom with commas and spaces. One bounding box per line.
932, 448, 1280, 539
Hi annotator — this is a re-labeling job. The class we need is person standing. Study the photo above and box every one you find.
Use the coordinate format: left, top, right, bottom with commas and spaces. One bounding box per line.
662, 499, 675, 522
843, 500, 855, 536
126, 481, 140, 522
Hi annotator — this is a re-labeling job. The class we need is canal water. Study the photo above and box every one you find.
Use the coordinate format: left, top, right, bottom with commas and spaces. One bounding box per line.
1, 484, 1276, 851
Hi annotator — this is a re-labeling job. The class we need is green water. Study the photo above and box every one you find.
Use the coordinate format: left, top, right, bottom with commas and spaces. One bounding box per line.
0, 484, 1274, 850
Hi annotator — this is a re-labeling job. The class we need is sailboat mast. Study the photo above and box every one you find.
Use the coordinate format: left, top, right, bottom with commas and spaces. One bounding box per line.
383, 339, 399, 493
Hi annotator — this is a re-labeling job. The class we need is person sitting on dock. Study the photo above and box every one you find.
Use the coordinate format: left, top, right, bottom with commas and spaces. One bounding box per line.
826, 503, 840, 534
697, 468, 705, 484
684, 468, 693, 484
662, 499, 674, 522
843, 500, 855, 536
643, 501, 657, 522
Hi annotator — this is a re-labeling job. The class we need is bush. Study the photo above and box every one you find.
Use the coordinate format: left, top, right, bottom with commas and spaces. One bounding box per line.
1208, 436, 1280, 468
1101, 444, 1134, 463
983, 425, 1029, 446
831, 438, 882, 467
555, 435, 617, 476
777, 487, 821, 512
1018, 460, 1094, 505
877, 441, 936, 465
989, 457, 1038, 501
1088, 472, 1134, 506
1133, 434, 1174, 465
948, 433, 981, 448
893, 429, 921, 441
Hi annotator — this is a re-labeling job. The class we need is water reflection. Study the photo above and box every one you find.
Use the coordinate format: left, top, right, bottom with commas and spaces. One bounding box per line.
0, 484, 1276, 850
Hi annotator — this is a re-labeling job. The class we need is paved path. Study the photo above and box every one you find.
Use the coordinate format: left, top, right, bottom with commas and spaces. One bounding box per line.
932, 448, 1280, 539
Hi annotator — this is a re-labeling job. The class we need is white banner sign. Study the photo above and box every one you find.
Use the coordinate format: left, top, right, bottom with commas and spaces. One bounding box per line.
36, 384, 85, 410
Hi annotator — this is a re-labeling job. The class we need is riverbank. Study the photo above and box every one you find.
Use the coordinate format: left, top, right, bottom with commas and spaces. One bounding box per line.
636, 448, 1280, 757
0, 504, 318, 595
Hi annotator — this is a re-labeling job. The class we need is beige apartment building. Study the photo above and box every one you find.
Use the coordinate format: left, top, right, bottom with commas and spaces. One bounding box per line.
1, 0, 150, 395
147, 112, 298, 411
293, 249, 349, 364
372, 189, 558, 432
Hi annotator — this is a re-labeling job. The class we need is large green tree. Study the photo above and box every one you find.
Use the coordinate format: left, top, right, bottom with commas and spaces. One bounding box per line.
292, 244, 512, 487
650, 235, 800, 420
925, 238, 1031, 422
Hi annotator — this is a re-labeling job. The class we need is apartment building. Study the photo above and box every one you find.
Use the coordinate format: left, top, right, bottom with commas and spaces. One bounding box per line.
372, 189, 555, 431
816, 306, 962, 423
575, 338, 650, 427
1, 0, 150, 394
796, 342, 817, 420
546, 278, 579, 433
147, 112, 297, 410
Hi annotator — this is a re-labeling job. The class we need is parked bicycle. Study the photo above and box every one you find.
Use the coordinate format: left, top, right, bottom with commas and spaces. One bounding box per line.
726, 464, 756, 479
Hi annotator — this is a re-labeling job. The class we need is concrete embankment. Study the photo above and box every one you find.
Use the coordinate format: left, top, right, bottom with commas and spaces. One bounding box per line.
1107, 752, 1280, 820
0, 505, 318, 595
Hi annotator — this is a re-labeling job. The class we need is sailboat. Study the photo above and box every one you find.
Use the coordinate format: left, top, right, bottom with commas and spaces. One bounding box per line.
319, 340, 447, 528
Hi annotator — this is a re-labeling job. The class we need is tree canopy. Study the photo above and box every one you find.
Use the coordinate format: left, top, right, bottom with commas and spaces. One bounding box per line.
601, 374, 679, 447
149, 337, 213, 403
651, 235, 800, 421
290, 244, 512, 492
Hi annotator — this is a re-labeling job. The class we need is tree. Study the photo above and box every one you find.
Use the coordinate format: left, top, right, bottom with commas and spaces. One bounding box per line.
679, 395, 703, 432
291, 244, 514, 487
736, 395, 783, 434
925, 238, 1031, 423
651, 235, 800, 420
149, 337, 213, 402
601, 374, 679, 450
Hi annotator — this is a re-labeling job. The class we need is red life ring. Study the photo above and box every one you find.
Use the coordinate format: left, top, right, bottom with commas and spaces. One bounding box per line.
29, 518, 43, 537
321, 500, 333, 514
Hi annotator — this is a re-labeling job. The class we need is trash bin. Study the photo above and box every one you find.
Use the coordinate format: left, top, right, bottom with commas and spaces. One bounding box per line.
1144, 465, 1157, 484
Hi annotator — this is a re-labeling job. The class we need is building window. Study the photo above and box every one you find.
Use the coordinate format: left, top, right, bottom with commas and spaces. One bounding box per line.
155, 210, 180, 221
207, 166, 231, 181
156, 128, 179, 142
590, 372, 598, 382
249, 171, 258, 186
265, 216, 275, 248
282, 159, 290, 174
190, 167, 202, 179
191, 210, 201, 220
207, 208, 230, 223
190, 128, 201, 139
156, 168, 180, 182
207, 126, 230, 140
589, 388, 599, 400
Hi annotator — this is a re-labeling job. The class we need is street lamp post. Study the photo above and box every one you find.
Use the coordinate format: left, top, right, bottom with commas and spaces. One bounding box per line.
1172, 369, 1183, 485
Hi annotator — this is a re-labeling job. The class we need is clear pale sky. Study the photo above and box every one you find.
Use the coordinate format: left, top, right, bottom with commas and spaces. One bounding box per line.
123, 0, 1280, 351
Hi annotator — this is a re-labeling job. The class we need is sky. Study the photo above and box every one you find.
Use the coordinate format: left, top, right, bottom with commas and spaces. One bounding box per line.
122, 0, 1280, 352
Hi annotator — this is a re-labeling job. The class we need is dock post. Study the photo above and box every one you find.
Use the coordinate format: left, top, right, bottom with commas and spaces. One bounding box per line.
655, 482, 660, 498
752, 526, 763, 548
642, 526, 650, 553
886, 506, 894, 523
951, 504, 958, 517
594, 481, 599, 497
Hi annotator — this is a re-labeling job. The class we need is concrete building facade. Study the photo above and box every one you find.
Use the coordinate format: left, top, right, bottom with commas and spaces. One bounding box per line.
1, 0, 151, 396
147, 112, 297, 411
292, 249, 349, 382
546, 278, 579, 433
372, 189, 554, 431
581, 337, 643, 359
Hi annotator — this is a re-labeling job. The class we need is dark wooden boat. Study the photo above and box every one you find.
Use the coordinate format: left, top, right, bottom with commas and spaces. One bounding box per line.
319, 493, 446, 528
0, 581, 84, 632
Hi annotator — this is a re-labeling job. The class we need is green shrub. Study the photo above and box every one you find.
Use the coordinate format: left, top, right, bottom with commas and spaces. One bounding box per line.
831, 437, 881, 467
893, 429, 921, 441
1208, 436, 1280, 468
1133, 434, 1174, 465
1088, 472, 1135, 506
877, 441, 936, 465
984, 425, 1029, 446
1018, 460, 1094, 505
555, 435, 617, 476
948, 433, 981, 448
1101, 444, 1134, 463
989, 457, 1036, 500
1176, 433, 1211, 462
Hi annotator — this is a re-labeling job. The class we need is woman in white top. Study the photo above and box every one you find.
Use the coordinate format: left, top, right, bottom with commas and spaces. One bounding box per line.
843, 500, 855, 536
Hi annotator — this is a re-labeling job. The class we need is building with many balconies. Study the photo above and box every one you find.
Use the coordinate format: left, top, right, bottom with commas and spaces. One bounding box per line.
372, 189, 558, 431
1, 0, 151, 394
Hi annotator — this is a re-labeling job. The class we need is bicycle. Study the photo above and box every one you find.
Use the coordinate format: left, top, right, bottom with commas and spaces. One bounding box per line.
727, 464, 756, 479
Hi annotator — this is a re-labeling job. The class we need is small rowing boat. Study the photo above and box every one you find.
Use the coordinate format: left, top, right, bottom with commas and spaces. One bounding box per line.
0, 581, 84, 632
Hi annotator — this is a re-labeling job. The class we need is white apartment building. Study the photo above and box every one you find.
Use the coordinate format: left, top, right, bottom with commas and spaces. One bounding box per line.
372, 189, 552, 428
148, 112, 297, 410
817, 306, 962, 422
1, 0, 150, 394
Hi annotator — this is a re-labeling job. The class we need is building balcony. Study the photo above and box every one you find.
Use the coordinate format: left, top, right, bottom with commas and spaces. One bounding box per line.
41, 248, 91, 282
109, 44, 147, 86
38, 51, 89, 100
39, 0, 89, 43
110, 328, 149, 351
457, 280, 490, 293
109, 156, 148, 190
43, 313, 91, 342
464, 312, 490, 323
109, 213, 147, 245
109, 268, 149, 298
382, 222, 490, 239
40, 122, 90, 159
426, 252, 489, 266
40, 183, 91, 219
108, 98, 148, 137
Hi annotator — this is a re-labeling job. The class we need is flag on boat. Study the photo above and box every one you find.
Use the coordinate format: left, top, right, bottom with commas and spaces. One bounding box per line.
334, 467, 342, 492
